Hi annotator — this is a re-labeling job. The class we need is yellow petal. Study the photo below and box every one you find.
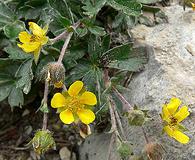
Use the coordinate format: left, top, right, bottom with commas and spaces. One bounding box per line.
164, 125, 190, 144
80, 91, 97, 105
172, 130, 190, 144
18, 31, 31, 43
17, 42, 40, 53
162, 104, 171, 122
77, 109, 95, 124
33, 47, 41, 64
51, 93, 66, 108
68, 81, 83, 97
41, 36, 49, 45
166, 97, 181, 115
174, 106, 190, 123
60, 109, 74, 124
164, 125, 174, 137
29, 22, 44, 36
42, 24, 49, 35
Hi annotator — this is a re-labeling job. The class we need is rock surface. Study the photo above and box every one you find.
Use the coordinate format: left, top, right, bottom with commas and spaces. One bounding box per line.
80, 5, 195, 160
126, 5, 195, 160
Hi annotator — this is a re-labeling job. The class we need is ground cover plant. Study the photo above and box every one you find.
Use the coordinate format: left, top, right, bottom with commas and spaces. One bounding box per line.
0, 0, 194, 159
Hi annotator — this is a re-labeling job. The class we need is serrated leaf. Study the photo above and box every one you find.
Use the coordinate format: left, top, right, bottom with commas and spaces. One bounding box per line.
88, 26, 106, 36
8, 87, 24, 107
0, 82, 13, 102
4, 45, 32, 60
82, 0, 107, 17
3, 20, 25, 39
107, 46, 148, 71
101, 43, 133, 61
15, 58, 34, 94
108, 0, 142, 17
0, 2, 15, 30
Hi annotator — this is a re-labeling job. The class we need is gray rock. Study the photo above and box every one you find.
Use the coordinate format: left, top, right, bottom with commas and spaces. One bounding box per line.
80, 133, 121, 160
126, 5, 195, 160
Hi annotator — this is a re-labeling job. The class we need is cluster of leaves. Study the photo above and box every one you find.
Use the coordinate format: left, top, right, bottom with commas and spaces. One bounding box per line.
0, 0, 153, 109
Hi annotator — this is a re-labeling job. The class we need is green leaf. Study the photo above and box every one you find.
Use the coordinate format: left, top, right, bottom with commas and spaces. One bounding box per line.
63, 44, 86, 70
15, 58, 34, 94
3, 20, 25, 39
137, 0, 162, 4
48, 10, 71, 35
4, 45, 32, 60
8, 87, 24, 107
0, 2, 15, 30
102, 35, 111, 52
88, 26, 106, 36
66, 63, 91, 84
87, 35, 102, 62
101, 43, 133, 61
0, 82, 13, 102
107, 0, 142, 17
142, 5, 161, 13
107, 46, 148, 71
16, 0, 48, 19
76, 27, 88, 37
82, 0, 107, 17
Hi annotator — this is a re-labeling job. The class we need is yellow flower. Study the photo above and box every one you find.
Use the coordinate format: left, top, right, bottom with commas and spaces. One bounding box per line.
51, 81, 97, 125
17, 22, 48, 64
161, 97, 190, 144
191, 2, 195, 11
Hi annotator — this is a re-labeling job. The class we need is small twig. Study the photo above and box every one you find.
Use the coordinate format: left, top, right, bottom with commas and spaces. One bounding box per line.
108, 98, 117, 132
123, 72, 133, 87
112, 87, 133, 112
103, 68, 124, 159
0, 146, 31, 151
113, 108, 126, 140
50, 31, 69, 44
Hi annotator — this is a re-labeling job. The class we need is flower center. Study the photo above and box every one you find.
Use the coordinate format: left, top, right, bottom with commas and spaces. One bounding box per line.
67, 96, 83, 113
30, 35, 40, 42
170, 116, 178, 126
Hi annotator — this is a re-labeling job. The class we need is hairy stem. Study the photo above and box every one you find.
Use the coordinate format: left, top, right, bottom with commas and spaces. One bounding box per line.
57, 21, 80, 64
42, 73, 50, 130
112, 87, 132, 112
50, 31, 68, 43
57, 32, 73, 64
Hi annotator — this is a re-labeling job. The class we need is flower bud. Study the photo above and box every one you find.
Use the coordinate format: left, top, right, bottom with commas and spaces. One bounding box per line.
40, 62, 65, 85
30, 130, 56, 155
127, 109, 145, 126
78, 123, 91, 139
117, 142, 133, 159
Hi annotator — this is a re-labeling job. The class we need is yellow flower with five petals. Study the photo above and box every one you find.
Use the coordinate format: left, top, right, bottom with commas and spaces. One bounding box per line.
161, 97, 190, 144
51, 81, 97, 125
17, 22, 48, 64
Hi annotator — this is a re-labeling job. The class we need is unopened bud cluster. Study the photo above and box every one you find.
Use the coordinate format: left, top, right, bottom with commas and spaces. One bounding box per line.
127, 109, 146, 126
30, 130, 56, 155
40, 62, 65, 85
